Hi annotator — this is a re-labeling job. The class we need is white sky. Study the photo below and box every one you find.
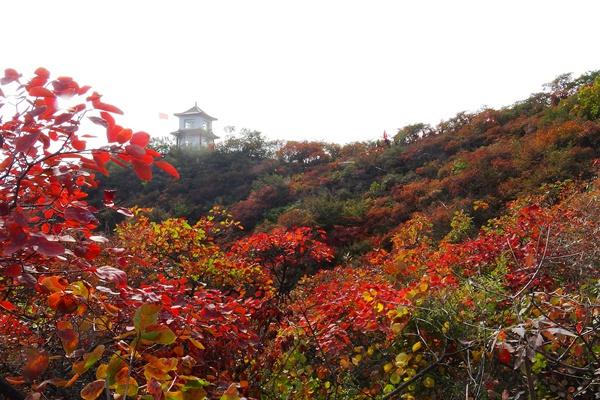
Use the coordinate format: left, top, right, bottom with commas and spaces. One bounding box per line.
3, 0, 600, 144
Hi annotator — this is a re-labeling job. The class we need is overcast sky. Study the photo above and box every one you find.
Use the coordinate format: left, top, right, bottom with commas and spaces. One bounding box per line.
3, 0, 600, 144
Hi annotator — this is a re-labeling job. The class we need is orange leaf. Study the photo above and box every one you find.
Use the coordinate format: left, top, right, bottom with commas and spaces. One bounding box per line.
81, 380, 105, 400
48, 292, 78, 314
147, 356, 178, 372
40, 276, 68, 293
23, 349, 49, 381
57, 321, 79, 355
5, 376, 26, 385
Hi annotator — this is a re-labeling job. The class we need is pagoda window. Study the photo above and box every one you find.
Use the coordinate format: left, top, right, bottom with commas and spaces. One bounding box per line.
184, 119, 194, 129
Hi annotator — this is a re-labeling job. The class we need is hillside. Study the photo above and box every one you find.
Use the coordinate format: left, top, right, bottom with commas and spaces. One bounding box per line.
96, 72, 600, 252
3, 68, 600, 400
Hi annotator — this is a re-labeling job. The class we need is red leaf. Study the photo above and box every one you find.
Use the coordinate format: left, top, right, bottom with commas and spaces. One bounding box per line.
78, 85, 91, 95
497, 347, 511, 365
34, 237, 65, 257
132, 160, 152, 181
145, 148, 161, 157
28, 86, 55, 98
116, 128, 132, 144
92, 100, 123, 115
72, 137, 86, 151
85, 243, 102, 260
93, 151, 111, 172
0, 300, 17, 311
15, 132, 41, 153
576, 321, 584, 334
34, 67, 50, 79
28, 76, 47, 89
2, 264, 22, 277
1, 68, 21, 84
155, 160, 179, 179
116, 207, 134, 218
95, 266, 127, 288
103, 190, 116, 206
64, 206, 98, 225
107, 124, 122, 143
100, 111, 115, 127
130, 131, 150, 147
53, 113, 74, 125
88, 116, 107, 127
4, 225, 28, 255
125, 144, 146, 157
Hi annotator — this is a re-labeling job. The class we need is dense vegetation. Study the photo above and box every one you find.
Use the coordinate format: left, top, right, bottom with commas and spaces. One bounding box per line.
1, 68, 600, 400
96, 72, 600, 254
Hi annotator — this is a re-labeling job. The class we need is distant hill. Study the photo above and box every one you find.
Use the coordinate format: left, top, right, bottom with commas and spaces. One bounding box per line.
93, 71, 600, 254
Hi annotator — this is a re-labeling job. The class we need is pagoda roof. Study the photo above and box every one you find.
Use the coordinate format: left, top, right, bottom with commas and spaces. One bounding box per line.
174, 103, 217, 121
170, 128, 220, 140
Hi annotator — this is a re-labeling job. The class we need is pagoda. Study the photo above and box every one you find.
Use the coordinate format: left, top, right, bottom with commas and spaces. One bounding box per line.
170, 103, 218, 149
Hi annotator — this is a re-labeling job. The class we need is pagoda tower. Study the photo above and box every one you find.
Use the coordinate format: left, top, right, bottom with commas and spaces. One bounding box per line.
170, 103, 218, 149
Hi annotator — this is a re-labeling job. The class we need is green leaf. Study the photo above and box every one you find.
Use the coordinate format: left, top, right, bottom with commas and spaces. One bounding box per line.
106, 355, 127, 386
134, 303, 161, 331
141, 325, 176, 345
180, 375, 210, 390
73, 345, 105, 374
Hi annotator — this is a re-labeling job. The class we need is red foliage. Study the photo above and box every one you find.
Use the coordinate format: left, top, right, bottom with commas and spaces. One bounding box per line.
230, 226, 334, 294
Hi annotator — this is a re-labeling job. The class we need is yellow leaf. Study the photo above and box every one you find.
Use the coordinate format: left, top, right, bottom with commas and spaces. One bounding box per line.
412, 342, 422, 352
95, 364, 107, 379
423, 376, 435, 388
391, 322, 404, 334
115, 376, 138, 397
442, 321, 450, 333
188, 338, 205, 350
395, 352, 410, 367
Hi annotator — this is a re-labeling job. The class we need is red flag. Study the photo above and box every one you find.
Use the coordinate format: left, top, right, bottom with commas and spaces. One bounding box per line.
383, 130, 389, 141
158, 112, 169, 120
